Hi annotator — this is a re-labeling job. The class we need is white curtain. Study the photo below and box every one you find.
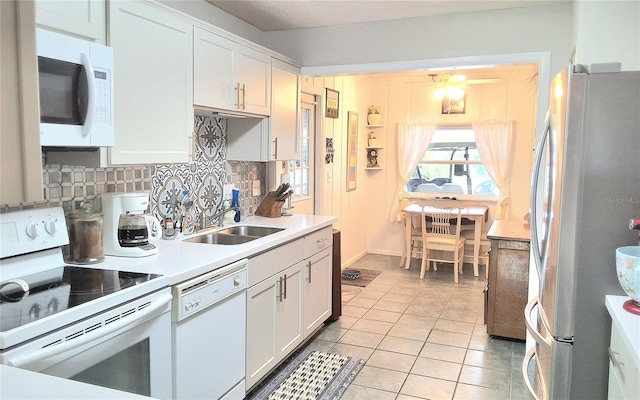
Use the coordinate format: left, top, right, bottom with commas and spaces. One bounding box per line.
392, 123, 437, 220
472, 120, 515, 198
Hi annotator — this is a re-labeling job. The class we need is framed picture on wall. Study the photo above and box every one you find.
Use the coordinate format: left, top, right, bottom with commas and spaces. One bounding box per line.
325, 88, 340, 118
442, 95, 466, 114
346, 111, 358, 191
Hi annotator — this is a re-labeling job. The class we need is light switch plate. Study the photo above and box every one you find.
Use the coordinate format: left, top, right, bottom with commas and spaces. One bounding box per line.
252, 180, 261, 196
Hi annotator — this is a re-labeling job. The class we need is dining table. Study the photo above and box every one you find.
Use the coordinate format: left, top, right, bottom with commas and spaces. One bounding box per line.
402, 203, 489, 276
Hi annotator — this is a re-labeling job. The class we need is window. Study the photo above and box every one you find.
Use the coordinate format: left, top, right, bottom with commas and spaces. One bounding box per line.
407, 127, 498, 196
288, 98, 313, 198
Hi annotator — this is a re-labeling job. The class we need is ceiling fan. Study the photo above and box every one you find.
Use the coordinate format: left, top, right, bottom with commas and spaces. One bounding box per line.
405, 73, 502, 85
406, 73, 501, 99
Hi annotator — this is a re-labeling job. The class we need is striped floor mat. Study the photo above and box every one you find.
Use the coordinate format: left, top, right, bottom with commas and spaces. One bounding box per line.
247, 349, 365, 400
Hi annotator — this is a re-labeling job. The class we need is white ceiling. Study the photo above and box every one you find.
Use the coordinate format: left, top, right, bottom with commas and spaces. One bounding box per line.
206, 0, 561, 31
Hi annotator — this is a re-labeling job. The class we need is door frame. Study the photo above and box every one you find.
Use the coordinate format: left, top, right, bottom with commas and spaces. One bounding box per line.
301, 84, 325, 215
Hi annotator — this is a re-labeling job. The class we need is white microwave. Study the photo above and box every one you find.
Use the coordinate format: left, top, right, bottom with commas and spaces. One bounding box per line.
37, 29, 114, 147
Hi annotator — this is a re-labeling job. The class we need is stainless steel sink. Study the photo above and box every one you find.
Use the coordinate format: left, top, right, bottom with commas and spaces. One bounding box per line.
216, 226, 284, 237
183, 225, 284, 245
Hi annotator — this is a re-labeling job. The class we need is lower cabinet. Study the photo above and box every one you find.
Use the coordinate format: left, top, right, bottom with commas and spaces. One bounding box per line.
608, 321, 640, 400
246, 262, 304, 389
303, 248, 332, 336
246, 226, 333, 391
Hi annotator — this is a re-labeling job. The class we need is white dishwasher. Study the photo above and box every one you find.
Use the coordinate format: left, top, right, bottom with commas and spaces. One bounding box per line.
172, 258, 248, 400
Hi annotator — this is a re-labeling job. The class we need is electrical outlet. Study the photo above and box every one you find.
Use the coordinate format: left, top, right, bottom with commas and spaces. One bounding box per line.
252, 180, 261, 196
223, 184, 233, 200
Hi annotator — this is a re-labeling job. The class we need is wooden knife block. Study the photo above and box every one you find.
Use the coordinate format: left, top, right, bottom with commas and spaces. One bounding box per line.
255, 191, 285, 218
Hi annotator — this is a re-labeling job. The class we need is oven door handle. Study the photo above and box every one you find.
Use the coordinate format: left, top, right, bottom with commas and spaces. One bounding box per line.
7, 293, 172, 368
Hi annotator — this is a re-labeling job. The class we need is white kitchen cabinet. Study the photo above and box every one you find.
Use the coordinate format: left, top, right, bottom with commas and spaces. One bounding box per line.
245, 226, 333, 391
36, 0, 106, 44
246, 261, 304, 390
608, 319, 640, 400
108, 0, 193, 165
226, 58, 300, 161
270, 58, 300, 160
302, 247, 332, 335
193, 27, 270, 116
1, 0, 43, 204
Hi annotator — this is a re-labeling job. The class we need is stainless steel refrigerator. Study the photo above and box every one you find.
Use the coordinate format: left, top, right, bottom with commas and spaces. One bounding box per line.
523, 64, 640, 400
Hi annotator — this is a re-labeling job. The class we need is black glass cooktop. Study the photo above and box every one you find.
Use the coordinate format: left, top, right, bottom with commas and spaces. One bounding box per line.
0, 266, 162, 332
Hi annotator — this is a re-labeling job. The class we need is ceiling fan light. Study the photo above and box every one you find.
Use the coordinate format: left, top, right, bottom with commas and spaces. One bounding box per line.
447, 86, 465, 100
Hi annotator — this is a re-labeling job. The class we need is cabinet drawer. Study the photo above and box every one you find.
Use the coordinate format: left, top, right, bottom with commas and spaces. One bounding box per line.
609, 323, 640, 399
248, 238, 304, 287
304, 227, 333, 258
496, 240, 530, 251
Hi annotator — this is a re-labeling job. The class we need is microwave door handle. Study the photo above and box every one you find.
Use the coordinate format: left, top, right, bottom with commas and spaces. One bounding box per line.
529, 110, 551, 279
80, 52, 96, 138
6, 293, 171, 369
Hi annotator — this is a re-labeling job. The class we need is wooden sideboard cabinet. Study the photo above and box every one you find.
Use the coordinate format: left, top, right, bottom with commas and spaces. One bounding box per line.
486, 221, 531, 340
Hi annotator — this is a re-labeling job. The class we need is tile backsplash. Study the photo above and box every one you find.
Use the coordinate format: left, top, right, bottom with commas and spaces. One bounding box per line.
1, 116, 266, 227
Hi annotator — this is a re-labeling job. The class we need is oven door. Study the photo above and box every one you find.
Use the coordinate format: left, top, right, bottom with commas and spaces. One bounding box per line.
0, 289, 172, 399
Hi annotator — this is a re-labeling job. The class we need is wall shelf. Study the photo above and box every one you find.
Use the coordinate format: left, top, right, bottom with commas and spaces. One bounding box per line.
367, 125, 384, 128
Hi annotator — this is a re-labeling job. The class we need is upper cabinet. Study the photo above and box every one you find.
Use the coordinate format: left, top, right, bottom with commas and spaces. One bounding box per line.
1, 0, 43, 205
108, 1, 193, 165
226, 58, 300, 162
270, 59, 300, 160
194, 27, 270, 116
35, 0, 106, 44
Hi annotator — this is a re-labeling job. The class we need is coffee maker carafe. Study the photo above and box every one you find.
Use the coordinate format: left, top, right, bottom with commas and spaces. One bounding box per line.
101, 192, 161, 257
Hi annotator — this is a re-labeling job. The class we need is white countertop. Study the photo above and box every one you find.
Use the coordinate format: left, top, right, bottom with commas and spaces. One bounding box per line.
96, 214, 337, 285
606, 295, 640, 370
0, 365, 156, 400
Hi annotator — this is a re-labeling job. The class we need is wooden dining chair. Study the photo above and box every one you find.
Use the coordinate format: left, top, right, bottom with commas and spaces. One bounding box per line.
400, 210, 424, 269
420, 200, 466, 282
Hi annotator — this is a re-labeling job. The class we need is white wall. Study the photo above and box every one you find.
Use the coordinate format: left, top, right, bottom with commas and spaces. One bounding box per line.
303, 76, 372, 266
365, 69, 538, 256
573, 0, 640, 71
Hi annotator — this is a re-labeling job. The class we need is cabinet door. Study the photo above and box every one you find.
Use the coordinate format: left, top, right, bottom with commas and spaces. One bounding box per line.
246, 276, 278, 389
276, 262, 304, 358
235, 46, 270, 115
271, 58, 299, 160
108, 1, 193, 165
193, 27, 234, 110
36, 0, 106, 44
303, 247, 332, 335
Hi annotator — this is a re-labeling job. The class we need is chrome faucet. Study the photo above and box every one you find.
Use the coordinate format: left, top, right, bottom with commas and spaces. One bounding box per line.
201, 205, 240, 229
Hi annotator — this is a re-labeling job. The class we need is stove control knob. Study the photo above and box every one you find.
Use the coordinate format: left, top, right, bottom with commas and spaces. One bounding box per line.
44, 219, 58, 235
48, 299, 59, 313
29, 304, 41, 320
25, 222, 39, 239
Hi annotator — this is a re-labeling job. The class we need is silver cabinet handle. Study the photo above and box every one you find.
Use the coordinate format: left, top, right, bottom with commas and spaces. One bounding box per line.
316, 237, 328, 243
272, 137, 278, 159
609, 347, 625, 380
241, 83, 246, 110
307, 261, 312, 283
283, 274, 287, 300
277, 276, 283, 302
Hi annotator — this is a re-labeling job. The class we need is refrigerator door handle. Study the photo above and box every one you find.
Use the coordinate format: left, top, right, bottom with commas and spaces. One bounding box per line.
529, 110, 551, 280
522, 346, 547, 400
524, 296, 553, 346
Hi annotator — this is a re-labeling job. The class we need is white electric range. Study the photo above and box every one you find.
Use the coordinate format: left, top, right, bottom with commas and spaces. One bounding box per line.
0, 207, 172, 399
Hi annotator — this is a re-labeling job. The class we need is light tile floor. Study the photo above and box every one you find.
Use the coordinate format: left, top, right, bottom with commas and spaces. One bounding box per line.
304, 254, 529, 400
